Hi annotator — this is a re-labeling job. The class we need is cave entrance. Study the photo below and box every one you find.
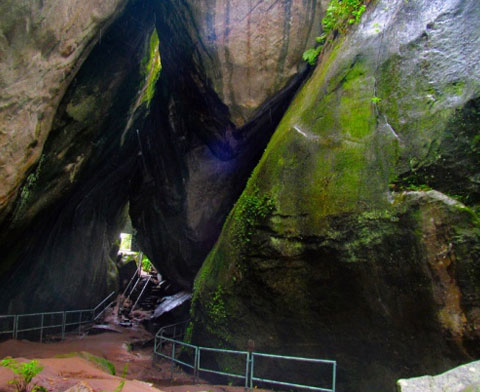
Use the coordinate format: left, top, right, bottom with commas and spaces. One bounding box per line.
114, 216, 191, 332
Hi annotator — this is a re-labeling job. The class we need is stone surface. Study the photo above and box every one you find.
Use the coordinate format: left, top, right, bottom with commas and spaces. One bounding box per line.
183, 0, 327, 126
397, 361, 480, 392
189, 0, 480, 391
64, 381, 95, 392
131, 0, 327, 288
0, 0, 128, 218
0, 0, 156, 312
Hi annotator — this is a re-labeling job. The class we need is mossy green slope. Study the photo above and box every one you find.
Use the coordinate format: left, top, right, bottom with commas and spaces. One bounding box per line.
190, 0, 480, 391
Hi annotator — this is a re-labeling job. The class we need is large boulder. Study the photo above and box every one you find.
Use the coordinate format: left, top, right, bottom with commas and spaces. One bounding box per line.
130, 0, 328, 288
0, 0, 158, 312
189, 0, 480, 390
397, 361, 480, 392
0, 0, 128, 219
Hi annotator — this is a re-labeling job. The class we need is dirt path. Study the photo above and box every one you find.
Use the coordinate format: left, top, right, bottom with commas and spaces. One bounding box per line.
0, 326, 267, 392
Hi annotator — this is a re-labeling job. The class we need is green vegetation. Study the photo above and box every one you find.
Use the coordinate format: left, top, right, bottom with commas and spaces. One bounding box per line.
140, 29, 162, 106
207, 285, 227, 326
119, 233, 132, 251
184, 321, 194, 344
323, 0, 367, 32
232, 185, 275, 249
303, 0, 367, 65
15, 154, 46, 218
112, 364, 129, 392
302, 34, 326, 65
141, 254, 152, 272
0, 358, 45, 392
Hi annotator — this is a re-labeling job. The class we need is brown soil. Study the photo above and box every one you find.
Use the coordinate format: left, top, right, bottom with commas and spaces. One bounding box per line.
0, 326, 268, 392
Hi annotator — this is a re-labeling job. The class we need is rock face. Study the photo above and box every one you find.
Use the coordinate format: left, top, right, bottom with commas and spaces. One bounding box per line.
190, 0, 480, 391
0, 0, 128, 218
181, 0, 328, 126
130, 0, 327, 288
0, 0, 327, 309
0, 0, 157, 312
397, 360, 480, 392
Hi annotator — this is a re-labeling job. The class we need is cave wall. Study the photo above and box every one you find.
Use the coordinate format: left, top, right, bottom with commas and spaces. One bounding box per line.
0, 0, 128, 221
190, 0, 480, 390
0, 0, 328, 310
130, 0, 327, 288
0, 0, 156, 313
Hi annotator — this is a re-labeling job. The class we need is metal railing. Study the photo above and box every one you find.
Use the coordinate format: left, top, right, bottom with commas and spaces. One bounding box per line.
154, 321, 336, 391
250, 352, 336, 392
0, 291, 116, 342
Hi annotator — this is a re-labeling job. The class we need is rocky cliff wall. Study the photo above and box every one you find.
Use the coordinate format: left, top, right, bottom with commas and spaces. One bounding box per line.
0, 0, 156, 312
189, 0, 480, 390
0, 0, 128, 220
130, 0, 327, 288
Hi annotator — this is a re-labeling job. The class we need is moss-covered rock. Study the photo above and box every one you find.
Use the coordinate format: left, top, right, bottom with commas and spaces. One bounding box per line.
190, 0, 480, 391
129, 0, 330, 289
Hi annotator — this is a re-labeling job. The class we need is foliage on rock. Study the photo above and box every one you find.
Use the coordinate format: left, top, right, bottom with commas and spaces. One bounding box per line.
303, 0, 367, 65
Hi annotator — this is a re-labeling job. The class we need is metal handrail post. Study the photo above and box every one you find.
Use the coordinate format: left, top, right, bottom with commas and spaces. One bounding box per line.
61, 312, 66, 340
250, 354, 254, 390
40, 314, 44, 343
193, 347, 199, 384
78, 312, 82, 334
171, 340, 176, 379
12, 315, 17, 339
14, 316, 19, 339
332, 362, 336, 392
244, 352, 250, 390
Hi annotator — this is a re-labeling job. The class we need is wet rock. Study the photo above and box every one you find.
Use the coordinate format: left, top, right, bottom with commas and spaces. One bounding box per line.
0, 0, 156, 312
190, 0, 480, 390
131, 0, 327, 288
152, 292, 192, 319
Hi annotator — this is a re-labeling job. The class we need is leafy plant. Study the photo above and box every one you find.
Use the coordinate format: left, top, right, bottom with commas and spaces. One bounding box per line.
141, 255, 152, 272
303, 0, 367, 65
0, 358, 44, 392
303, 47, 322, 66
113, 364, 129, 392
371, 96, 382, 104
100, 364, 128, 392
323, 0, 366, 32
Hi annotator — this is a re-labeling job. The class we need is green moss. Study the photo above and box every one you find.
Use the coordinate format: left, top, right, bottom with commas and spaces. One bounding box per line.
140, 29, 161, 106
66, 95, 97, 123
231, 184, 275, 250
207, 285, 227, 327
184, 321, 194, 344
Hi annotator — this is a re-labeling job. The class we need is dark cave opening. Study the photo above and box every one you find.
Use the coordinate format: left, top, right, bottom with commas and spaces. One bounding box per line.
0, 0, 306, 314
